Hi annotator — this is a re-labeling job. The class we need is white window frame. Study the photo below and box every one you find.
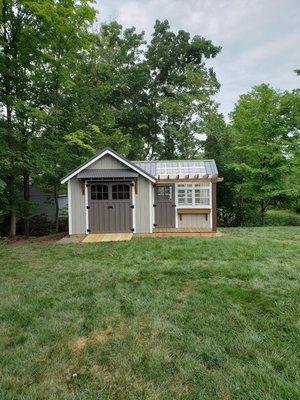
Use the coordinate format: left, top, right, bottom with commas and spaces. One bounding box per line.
175, 182, 211, 208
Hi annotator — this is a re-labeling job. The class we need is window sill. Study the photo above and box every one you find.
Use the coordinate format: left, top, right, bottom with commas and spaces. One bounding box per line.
177, 208, 211, 214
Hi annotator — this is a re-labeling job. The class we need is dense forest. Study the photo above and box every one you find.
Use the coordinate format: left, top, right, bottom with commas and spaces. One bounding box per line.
0, 0, 299, 236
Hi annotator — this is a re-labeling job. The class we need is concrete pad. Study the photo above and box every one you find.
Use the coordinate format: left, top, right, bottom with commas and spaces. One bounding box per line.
82, 233, 133, 243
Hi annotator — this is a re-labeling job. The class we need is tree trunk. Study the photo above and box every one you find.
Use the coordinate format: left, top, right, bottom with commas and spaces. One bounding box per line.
9, 211, 17, 237
3, 0, 17, 237
260, 200, 265, 226
54, 185, 59, 232
23, 171, 30, 236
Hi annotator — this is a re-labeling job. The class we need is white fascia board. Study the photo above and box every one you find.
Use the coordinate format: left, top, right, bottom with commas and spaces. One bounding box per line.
67, 180, 72, 235
61, 149, 155, 184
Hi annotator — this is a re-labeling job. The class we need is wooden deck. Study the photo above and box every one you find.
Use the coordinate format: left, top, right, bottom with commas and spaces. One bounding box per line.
153, 227, 212, 233
136, 228, 221, 238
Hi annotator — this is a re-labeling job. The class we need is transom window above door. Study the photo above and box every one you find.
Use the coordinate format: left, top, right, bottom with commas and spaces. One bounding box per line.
91, 184, 108, 200
176, 183, 210, 207
112, 184, 130, 200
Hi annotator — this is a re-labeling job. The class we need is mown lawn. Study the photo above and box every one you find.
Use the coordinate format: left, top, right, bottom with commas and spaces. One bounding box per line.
0, 227, 299, 400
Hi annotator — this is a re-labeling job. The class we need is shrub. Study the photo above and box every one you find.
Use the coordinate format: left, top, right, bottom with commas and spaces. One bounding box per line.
264, 209, 300, 226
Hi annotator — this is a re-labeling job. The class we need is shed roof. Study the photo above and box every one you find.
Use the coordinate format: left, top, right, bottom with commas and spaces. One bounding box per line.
133, 159, 218, 179
61, 147, 219, 184
77, 169, 139, 179
61, 148, 156, 184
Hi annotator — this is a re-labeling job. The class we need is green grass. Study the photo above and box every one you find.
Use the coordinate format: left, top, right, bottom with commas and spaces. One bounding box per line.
0, 227, 299, 400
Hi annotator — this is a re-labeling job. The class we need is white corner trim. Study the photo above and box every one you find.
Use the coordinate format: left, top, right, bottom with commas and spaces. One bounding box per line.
209, 182, 213, 229
67, 180, 73, 235
85, 182, 89, 234
149, 182, 153, 233
61, 149, 155, 184
132, 184, 136, 232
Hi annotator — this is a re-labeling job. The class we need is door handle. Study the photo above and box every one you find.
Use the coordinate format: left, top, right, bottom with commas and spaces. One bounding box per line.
108, 205, 113, 209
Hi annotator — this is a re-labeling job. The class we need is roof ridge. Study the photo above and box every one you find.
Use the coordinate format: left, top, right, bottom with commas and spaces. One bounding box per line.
134, 159, 214, 163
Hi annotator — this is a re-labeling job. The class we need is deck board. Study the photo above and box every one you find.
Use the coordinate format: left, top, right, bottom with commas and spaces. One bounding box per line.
82, 233, 133, 243
154, 227, 212, 233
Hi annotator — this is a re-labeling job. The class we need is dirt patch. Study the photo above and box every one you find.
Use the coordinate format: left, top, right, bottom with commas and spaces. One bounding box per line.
72, 325, 115, 352
2, 233, 67, 245
178, 285, 195, 297
71, 316, 130, 353
57, 235, 85, 244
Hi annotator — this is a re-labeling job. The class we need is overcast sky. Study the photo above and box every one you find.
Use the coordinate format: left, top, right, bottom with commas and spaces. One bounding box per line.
95, 0, 300, 119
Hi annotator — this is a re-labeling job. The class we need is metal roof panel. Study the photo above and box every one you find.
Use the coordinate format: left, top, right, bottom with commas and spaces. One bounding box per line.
77, 169, 139, 179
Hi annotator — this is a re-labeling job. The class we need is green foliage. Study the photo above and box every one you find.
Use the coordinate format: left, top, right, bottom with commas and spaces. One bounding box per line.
229, 84, 299, 224
1, 2, 298, 234
145, 20, 221, 158
264, 209, 300, 226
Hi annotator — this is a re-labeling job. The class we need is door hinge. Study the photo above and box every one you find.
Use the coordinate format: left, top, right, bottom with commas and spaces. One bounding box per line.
87, 229, 91, 233
86, 184, 90, 187
153, 223, 157, 227
172, 204, 176, 207
153, 204, 156, 207
130, 183, 134, 187
86, 206, 90, 209
153, 184, 156, 188
130, 205, 134, 208
131, 228, 135, 232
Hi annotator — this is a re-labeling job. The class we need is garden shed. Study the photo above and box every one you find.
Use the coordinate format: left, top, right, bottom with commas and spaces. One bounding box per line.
61, 148, 222, 235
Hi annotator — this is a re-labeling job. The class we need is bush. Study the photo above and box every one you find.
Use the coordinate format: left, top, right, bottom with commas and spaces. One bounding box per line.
264, 209, 300, 226
218, 207, 300, 227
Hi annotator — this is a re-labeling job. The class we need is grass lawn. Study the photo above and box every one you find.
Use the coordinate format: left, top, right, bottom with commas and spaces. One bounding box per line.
0, 227, 299, 400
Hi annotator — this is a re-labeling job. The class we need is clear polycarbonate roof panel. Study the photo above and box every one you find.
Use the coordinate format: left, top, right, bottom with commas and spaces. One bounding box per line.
133, 159, 218, 177
156, 161, 206, 175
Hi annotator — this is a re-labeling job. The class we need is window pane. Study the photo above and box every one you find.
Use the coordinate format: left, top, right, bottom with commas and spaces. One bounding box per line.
112, 184, 130, 200
176, 183, 210, 206
157, 186, 172, 199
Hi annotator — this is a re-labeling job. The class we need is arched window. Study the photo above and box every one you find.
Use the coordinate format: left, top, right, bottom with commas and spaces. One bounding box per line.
112, 184, 130, 200
91, 184, 109, 200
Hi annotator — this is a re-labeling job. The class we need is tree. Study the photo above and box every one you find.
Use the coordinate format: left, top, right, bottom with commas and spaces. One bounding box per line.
29, 0, 96, 232
0, 0, 46, 236
145, 20, 221, 159
230, 84, 299, 225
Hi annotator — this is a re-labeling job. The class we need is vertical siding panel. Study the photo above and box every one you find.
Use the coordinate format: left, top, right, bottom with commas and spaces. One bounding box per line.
70, 177, 86, 234
178, 214, 210, 229
135, 177, 151, 233
89, 154, 127, 170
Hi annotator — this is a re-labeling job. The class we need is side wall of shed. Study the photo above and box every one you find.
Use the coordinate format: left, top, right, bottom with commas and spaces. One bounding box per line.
135, 176, 152, 233
68, 177, 86, 234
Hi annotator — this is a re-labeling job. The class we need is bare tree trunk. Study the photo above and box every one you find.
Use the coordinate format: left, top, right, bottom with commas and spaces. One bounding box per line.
23, 171, 30, 236
54, 185, 59, 232
3, 0, 17, 237
9, 212, 17, 237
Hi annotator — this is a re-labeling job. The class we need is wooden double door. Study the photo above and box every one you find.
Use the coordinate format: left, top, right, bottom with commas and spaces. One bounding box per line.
88, 182, 133, 233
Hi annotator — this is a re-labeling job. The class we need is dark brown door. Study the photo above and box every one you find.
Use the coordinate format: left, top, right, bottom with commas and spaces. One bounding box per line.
155, 184, 176, 228
88, 183, 132, 232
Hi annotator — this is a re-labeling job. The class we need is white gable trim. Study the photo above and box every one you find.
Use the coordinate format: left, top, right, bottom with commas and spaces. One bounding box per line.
61, 149, 155, 184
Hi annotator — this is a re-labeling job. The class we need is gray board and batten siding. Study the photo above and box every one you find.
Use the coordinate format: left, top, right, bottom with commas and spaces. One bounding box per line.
68, 154, 153, 234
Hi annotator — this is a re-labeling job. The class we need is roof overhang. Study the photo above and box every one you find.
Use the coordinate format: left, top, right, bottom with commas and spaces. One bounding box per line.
61, 148, 156, 184
77, 169, 139, 179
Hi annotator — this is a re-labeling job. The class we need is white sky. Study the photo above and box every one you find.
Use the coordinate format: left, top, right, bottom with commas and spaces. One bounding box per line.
95, 0, 300, 119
